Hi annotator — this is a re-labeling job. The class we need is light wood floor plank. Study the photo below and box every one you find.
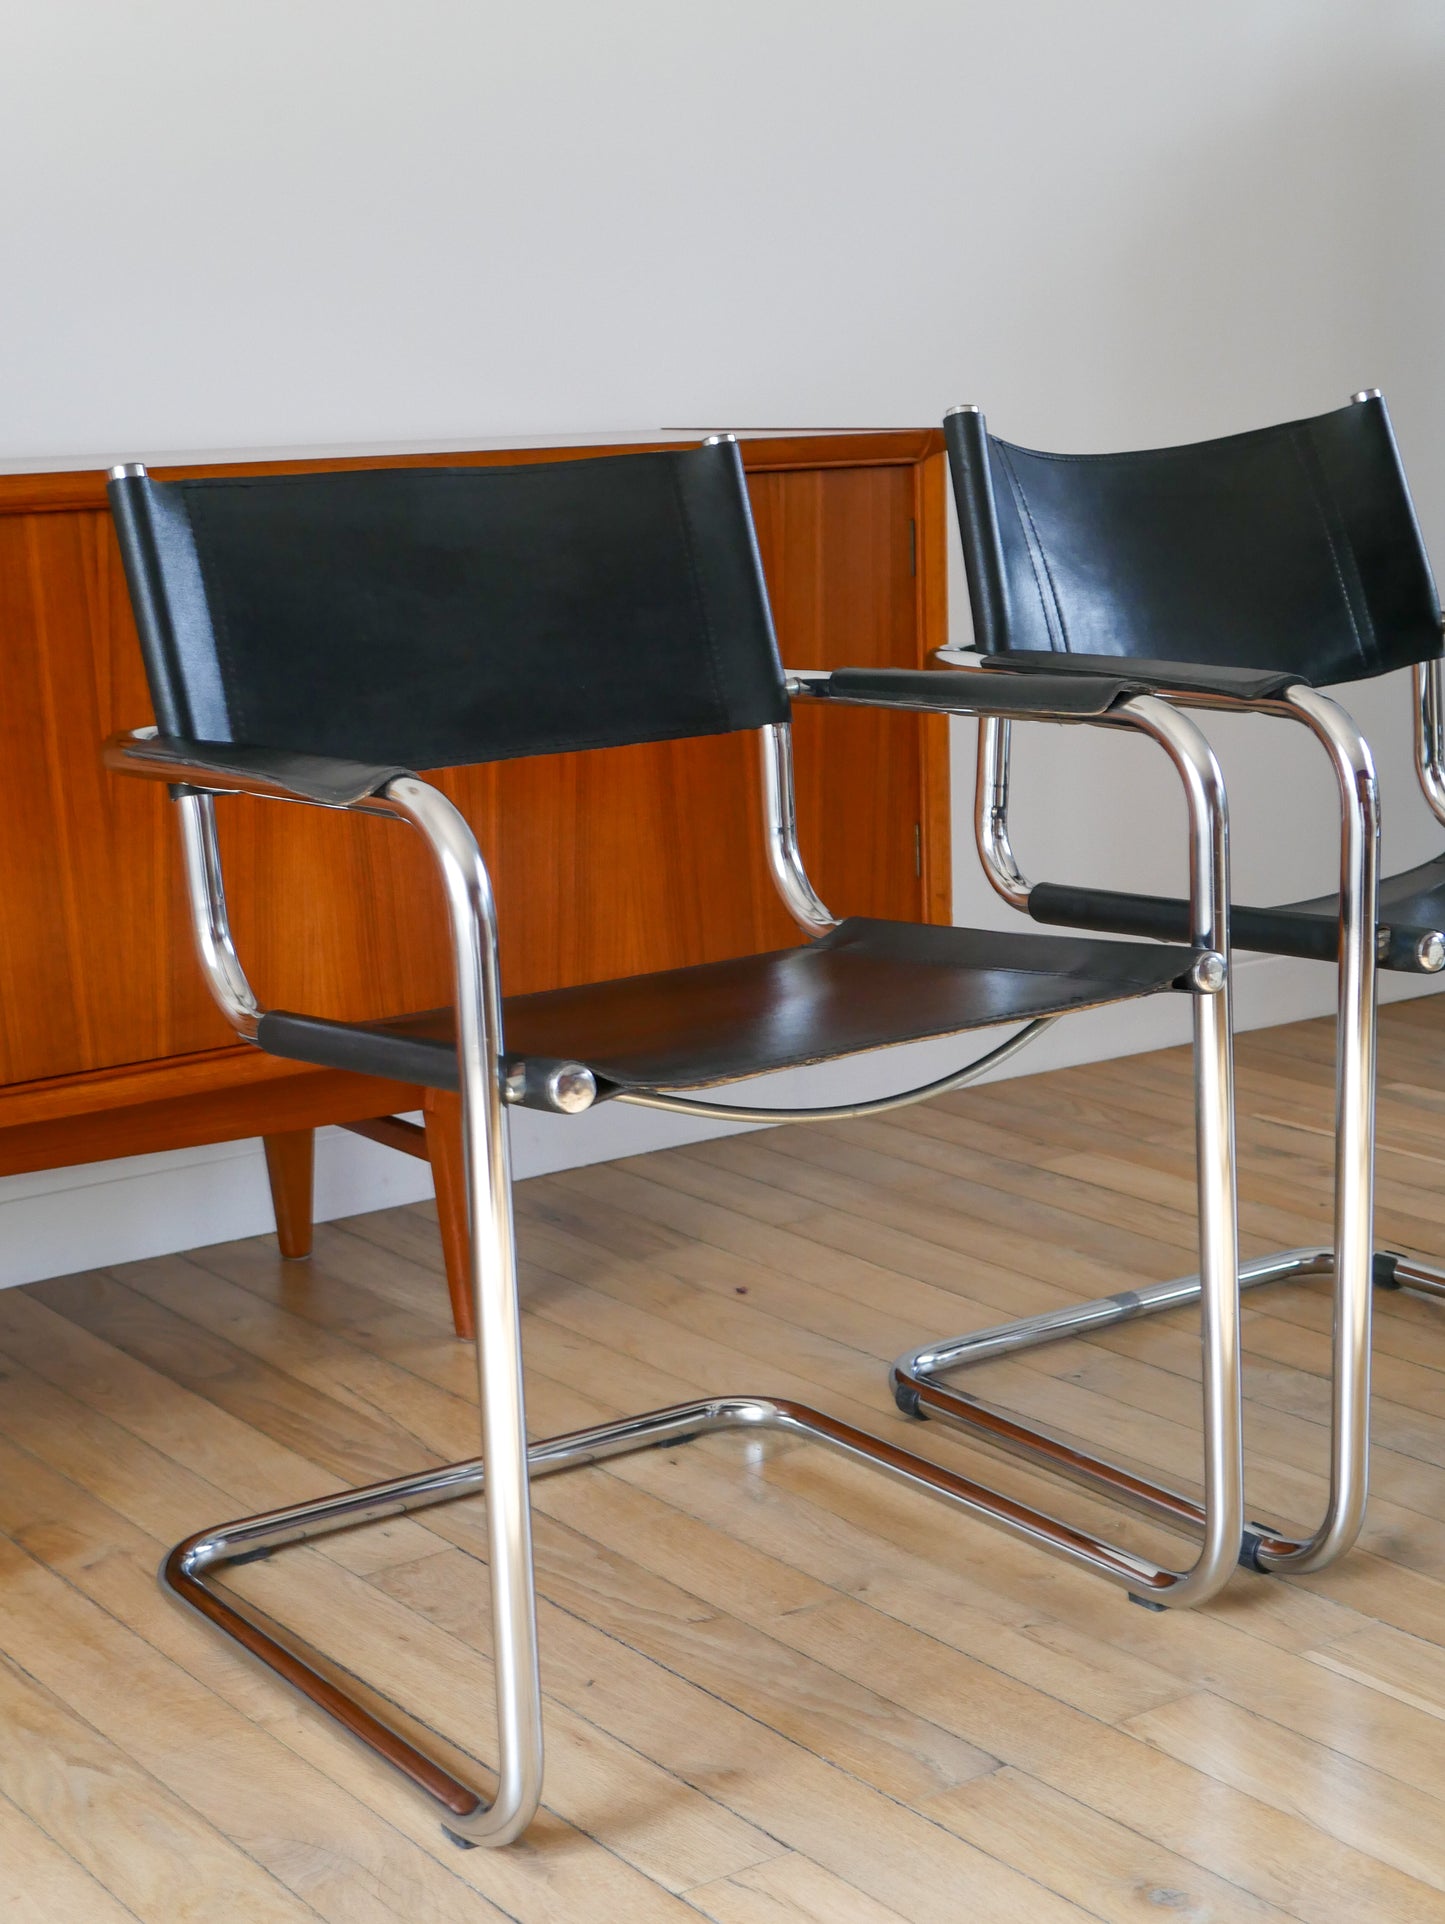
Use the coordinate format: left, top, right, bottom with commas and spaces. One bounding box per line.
0, 1528, 540, 1924
923, 1766, 1307, 1924
0, 1638, 321, 1923
0, 1791, 143, 1924
1122, 1690, 1445, 1892
684, 1851, 916, 1924
230, 1539, 1096, 1922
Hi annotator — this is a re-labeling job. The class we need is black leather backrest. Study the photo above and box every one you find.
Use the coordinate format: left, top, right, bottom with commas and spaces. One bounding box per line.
107, 440, 790, 767
944, 396, 1442, 684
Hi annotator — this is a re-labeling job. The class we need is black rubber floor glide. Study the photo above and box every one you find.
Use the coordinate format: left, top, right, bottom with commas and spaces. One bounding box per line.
1238, 1526, 1272, 1573
891, 1372, 922, 1417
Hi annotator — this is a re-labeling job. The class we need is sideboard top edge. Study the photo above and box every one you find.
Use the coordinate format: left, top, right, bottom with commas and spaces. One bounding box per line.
0, 429, 942, 514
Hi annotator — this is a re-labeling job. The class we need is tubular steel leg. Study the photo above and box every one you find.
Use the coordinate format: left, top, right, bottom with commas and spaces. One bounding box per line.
1262, 688, 1378, 1573
893, 690, 1382, 1585
1390, 1255, 1445, 1299
166, 777, 546, 1850
897, 692, 1248, 1609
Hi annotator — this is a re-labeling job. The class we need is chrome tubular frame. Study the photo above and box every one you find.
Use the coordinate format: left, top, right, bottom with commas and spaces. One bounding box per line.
976, 716, 1030, 911
1413, 654, 1445, 828
759, 720, 838, 935
1380, 652, 1445, 1299
900, 674, 1382, 1578
129, 692, 1244, 1858
1271, 686, 1377, 1571
895, 693, 1247, 1605
613, 1015, 1059, 1124
175, 789, 262, 1039
166, 769, 548, 1847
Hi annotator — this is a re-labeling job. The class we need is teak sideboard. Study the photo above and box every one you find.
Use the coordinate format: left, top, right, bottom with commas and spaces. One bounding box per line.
0, 429, 950, 1331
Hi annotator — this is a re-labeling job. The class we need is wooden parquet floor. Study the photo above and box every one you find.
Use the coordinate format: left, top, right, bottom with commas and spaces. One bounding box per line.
6, 1000, 1445, 1921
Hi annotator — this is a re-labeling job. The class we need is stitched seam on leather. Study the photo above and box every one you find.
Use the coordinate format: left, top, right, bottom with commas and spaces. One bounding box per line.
667, 463, 730, 730
994, 445, 1069, 651
1291, 429, 1375, 672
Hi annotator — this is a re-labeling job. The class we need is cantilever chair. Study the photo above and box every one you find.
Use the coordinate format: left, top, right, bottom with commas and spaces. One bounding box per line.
892, 390, 1437, 1588
107, 438, 1244, 1849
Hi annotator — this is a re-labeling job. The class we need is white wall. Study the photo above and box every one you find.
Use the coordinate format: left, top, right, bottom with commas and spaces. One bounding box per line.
1, 0, 1442, 1281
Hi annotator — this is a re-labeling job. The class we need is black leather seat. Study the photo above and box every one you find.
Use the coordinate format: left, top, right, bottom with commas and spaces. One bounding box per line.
259, 917, 1193, 1096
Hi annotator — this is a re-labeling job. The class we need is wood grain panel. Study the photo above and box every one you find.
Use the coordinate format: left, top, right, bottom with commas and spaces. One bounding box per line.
0, 505, 219, 1083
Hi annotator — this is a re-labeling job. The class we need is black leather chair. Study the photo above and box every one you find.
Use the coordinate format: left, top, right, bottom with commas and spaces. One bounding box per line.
893, 390, 1436, 1596
107, 438, 1246, 1848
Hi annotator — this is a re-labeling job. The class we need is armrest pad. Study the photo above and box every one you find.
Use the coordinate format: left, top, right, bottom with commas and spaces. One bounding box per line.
982, 652, 1305, 702
824, 666, 1141, 718
104, 733, 411, 807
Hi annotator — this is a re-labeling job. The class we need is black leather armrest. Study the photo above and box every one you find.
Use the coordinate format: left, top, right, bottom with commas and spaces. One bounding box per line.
103, 732, 412, 808
980, 652, 1305, 703
821, 666, 1142, 719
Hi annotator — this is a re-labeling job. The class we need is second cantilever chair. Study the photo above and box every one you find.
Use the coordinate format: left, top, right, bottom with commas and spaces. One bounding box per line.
894, 391, 1436, 1588
107, 438, 1242, 1848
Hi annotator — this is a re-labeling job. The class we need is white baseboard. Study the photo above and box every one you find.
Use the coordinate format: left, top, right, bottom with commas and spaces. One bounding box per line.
0, 952, 1437, 1292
